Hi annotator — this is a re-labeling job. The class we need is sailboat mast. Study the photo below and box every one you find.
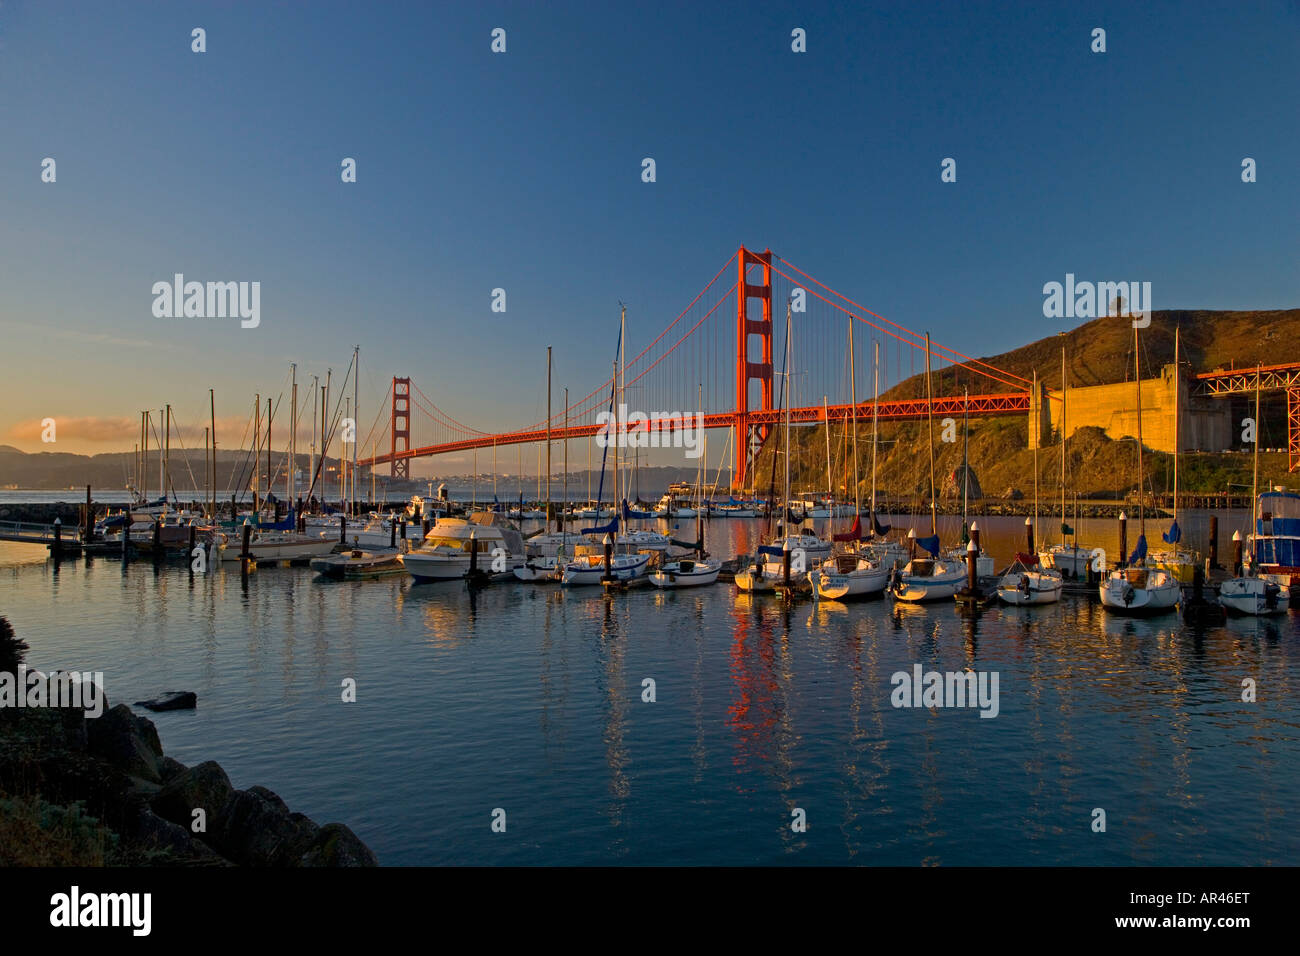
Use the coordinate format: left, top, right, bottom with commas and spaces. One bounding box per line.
823, 395, 832, 506
849, 319, 860, 516
783, 300, 793, 525
1172, 327, 1180, 522
309, 376, 317, 507
164, 404, 171, 506
1033, 369, 1039, 549
961, 388, 969, 527
1135, 326, 1144, 533
871, 341, 879, 517
289, 364, 297, 507
563, 387, 569, 528
253, 396, 260, 513
352, 346, 359, 517
1060, 347, 1066, 540
266, 398, 272, 514
546, 345, 552, 529
924, 332, 937, 536
210, 389, 216, 517
1252, 365, 1261, 523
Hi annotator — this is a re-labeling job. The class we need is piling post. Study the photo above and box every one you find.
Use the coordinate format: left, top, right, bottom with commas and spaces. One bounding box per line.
602, 533, 613, 583
121, 515, 130, 563
340, 515, 347, 545
1208, 514, 1219, 568
240, 518, 253, 578
971, 520, 981, 555
1118, 512, 1128, 569
696, 510, 704, 557
782, 536, 792, 586
1232, 530, 1242, 577
84, 485, 93, 542
188, 520, 196, 567
52, 517, 62, 559
966, 538, 978, 591
390, 513, 397, 549
151, 517, 161, 563
1024, 516, 1033, 555
469, 530, 478, 577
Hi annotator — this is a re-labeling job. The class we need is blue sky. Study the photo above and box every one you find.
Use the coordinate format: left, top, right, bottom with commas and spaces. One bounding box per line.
2, 0, 1296, 471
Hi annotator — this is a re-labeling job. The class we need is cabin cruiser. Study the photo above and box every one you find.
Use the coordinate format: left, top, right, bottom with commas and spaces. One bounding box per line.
1253, 489, 1300, 583
310, 548, 405, 579
402, 513, 526, 581
218, 528, 337, 562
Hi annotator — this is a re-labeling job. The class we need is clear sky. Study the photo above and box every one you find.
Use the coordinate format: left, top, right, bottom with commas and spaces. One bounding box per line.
2, 0, 1296, 473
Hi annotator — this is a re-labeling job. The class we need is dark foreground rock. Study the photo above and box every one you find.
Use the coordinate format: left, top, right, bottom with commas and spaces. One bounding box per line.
0, 680, 377, 866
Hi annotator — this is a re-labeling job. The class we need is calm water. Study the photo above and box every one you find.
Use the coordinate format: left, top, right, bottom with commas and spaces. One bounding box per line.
1, 511, 1296, 866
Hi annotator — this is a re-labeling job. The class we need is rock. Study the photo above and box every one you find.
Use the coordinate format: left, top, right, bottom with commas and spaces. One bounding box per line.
86, 704, 164, 784
942, 464, 982, 500
159, 756, 188, 783
300, 823, 379, 867
152, 761, 233, 831
128, 806, 229, 865
134, 691, 197, 712
1002, 486, 1024, 501
214, 788, 319, 866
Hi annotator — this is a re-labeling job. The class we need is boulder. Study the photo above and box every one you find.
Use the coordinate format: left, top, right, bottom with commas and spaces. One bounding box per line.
134, 691, 197, 712
300, 823, 379, 867
1001, 486, 1024, 501
128, 806, 229, 864
214, 787, 319, 866
152, 760, 233, 831
86, 704, 164, 784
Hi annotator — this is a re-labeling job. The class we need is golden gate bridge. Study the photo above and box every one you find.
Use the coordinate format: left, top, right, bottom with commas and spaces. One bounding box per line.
354, 246, 1040, 490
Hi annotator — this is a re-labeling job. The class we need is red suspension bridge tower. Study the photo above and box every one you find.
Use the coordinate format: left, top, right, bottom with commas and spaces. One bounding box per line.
735, 247, 774, 491
390, 377, 411, 479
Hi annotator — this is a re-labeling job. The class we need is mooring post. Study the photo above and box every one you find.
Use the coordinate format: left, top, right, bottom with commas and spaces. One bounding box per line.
84, 485, 93, 542
782, 537, 792, 586
188, 520, 196, 566
340, 514, 347, 545
1231, 530, 1242, 577
966, 538, 978, 591
52, 517, 62, 559
121, 515, 130, 563
1024, 516, 1033, 555
602, 533, 613, 583
151, 517, 161, 563
1209, 514, 1219, 568
390, 513, 397, 549
971, 520, 981, 555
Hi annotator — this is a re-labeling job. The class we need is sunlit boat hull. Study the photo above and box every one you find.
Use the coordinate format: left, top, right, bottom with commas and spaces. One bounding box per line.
1218, 576, 1290, 616
561, 552, 650, 586
996, 569, 1063, 605
650, 559, 721, 588
1098, 568, 1180, 613
814, 564, 889, 600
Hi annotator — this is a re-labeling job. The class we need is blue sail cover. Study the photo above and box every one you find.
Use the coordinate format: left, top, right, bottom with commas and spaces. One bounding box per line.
622, 499, 654, 520
580, 517, 617, 536
1128, 533, 1148, 565
1161, 519, 1181, 544
757, 544, 786, 557
916, 534, 940, 557
871, 513, 892, 537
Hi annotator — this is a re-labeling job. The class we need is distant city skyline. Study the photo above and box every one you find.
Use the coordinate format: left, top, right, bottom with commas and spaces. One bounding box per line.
3, 1, 1296, 478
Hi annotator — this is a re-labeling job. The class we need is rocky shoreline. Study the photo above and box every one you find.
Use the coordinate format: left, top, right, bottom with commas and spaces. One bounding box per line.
0, 621, 377, 866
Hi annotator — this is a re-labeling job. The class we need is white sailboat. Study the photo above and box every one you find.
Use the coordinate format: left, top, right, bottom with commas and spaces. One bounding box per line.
1099, 325, 1180, 614
998, 386, 1063, 606
1038, 347, 1093, 578
815, 323, 888, 600
891, 332, 966, 602
1149, 327, 1199, 584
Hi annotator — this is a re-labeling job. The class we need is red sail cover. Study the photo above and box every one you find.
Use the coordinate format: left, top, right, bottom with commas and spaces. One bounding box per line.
833, 515, 862, 542
1016, 552, 1037, 567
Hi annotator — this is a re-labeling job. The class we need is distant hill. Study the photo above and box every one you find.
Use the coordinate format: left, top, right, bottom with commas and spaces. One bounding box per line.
883, 309, 1300, 398
757, 310, 1300, 499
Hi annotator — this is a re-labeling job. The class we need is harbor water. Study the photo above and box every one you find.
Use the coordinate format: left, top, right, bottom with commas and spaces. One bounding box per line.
1, 510, 1296, 865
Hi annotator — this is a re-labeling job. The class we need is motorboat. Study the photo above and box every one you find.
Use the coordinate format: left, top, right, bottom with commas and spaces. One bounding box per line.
311, 548, 405, 579
402, 513, 526, 581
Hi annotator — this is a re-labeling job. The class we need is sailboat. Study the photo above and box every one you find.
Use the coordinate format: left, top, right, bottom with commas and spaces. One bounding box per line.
1149, 327, 1199, 584
1038, 347, 1093, 578
998, 370, 1063, 605
814, 321, 889, 600
1219, 366, 1292, 615
1099, 324, 1180, 613
651, 401, 722, 589
562, 311, 655, 585
736, 300, 829, 594
890, 333, 967, 602
942, 389, 994, 576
